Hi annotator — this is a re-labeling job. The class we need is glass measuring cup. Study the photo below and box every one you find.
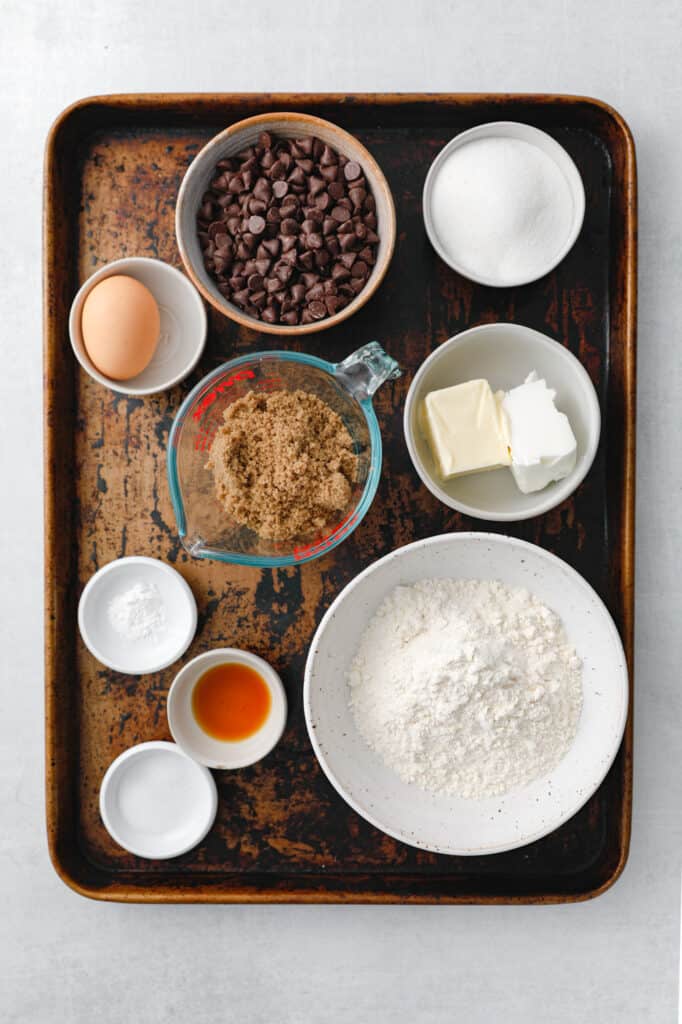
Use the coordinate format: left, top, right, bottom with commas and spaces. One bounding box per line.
167, 342, 401, 567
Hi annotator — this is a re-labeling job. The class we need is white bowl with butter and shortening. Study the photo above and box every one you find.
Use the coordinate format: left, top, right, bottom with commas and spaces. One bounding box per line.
403, 322, 601, 522
304, 533, 629, 856
423, 121, 585, 288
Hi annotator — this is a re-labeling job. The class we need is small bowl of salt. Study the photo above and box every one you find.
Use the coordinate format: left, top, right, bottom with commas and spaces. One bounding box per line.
423, 121, 585, 288
78, 556, 198, 674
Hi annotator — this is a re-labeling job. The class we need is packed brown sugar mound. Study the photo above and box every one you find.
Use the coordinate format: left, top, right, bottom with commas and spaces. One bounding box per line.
207, 389, 358, 541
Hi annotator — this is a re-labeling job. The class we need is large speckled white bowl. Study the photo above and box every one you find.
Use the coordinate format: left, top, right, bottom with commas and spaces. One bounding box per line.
304, 533, 628, 856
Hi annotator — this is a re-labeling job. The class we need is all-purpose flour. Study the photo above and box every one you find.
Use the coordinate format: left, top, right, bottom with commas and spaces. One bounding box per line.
348, 579, 582, 799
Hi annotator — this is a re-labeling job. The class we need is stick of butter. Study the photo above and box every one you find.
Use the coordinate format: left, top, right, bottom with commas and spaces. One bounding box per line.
502, 372, 577, 493
420, 379, 511, 480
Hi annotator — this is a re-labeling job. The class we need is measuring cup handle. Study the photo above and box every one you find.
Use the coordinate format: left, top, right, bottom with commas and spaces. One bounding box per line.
333, 341, 402, 401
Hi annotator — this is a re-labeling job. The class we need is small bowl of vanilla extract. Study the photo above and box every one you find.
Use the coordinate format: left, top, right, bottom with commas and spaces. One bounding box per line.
167, 648, 287, 769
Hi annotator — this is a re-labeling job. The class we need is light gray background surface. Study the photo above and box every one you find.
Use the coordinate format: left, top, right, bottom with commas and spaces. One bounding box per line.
1, 1, 677, 1021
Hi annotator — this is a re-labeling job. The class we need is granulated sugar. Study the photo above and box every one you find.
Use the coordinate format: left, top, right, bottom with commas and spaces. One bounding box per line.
430, 136, 575, 285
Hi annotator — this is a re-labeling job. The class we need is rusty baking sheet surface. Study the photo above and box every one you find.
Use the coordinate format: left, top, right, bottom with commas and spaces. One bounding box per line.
44, 94, 636, 903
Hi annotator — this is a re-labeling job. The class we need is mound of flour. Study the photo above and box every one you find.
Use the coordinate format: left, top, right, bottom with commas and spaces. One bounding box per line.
347, 579, 582, 799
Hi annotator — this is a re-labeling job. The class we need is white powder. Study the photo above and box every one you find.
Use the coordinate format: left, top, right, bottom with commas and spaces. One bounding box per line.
430, 137, 575, 284
348, 579, 582, 799
108, 581, 166, 642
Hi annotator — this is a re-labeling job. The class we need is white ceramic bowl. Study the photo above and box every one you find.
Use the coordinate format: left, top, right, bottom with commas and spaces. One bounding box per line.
69, 256, 207, 395
175, 111, 396, 336
304, 533, 629, 856
423, 121, 585, 287
404, 322, 601, 521
99, 741, 217, 859
167, 648, 287, 769
78, 556, 198, 674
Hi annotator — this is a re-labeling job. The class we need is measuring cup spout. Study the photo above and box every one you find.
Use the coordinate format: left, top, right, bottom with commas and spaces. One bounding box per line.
333, 342, 401, 402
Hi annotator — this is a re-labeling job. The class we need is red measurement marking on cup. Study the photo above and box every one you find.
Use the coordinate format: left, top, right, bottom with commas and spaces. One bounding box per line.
194, 428, 217, 452
293, 508, 360, 561
254, 377, 283, 393
191, 369, 256, 422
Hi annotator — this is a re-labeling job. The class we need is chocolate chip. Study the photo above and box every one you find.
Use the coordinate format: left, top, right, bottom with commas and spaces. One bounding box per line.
331, 205, 351, 223
349, 187, 366, 208
272, 180, 289, 199
275, 263, 294, 284
338, 233, 357, 252
288, 166, 306, 187
262, 238, 281, 257
247, 273, 264, 290
351, 260, 369, 279
248, 215, 266, 235
308, 300, 327, 319
272, 159, 288, 180
280, 218, 299, 235
281, 310, 299, 325
328, 181, 345, 201
253, 178, 271, 202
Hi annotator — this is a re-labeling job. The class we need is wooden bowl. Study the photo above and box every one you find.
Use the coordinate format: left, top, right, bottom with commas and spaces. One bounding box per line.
175, 112, 396, 336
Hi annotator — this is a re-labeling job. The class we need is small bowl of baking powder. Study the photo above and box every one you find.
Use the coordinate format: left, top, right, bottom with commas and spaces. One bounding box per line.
78, 556, 198, 674
423, 121, 585, 288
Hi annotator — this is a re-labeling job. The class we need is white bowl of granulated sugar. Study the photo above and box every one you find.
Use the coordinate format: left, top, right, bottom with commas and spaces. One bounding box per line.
304, 532, 628, 857
423, 121, 585, 288
78, 556, 198, 675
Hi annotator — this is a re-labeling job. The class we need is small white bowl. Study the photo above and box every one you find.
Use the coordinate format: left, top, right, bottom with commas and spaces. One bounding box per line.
404, 323, 601, 522
69, 256, 207, 395
167, 648, 287, 769
423, 121, 585, 288
78, 556, 198, 674
99, 741, 217, 859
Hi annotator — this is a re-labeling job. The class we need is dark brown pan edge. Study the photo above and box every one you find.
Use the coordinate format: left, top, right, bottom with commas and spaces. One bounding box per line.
43, 93, 636, 903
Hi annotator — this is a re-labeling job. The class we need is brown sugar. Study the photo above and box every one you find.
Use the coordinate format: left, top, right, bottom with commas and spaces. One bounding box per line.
207, 389, 358, 541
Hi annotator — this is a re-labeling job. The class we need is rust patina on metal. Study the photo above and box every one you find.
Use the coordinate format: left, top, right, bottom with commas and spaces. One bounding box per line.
44, 94, 636, 903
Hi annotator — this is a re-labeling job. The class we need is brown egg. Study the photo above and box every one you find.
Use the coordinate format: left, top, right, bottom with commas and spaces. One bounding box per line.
81, 275, 161, 380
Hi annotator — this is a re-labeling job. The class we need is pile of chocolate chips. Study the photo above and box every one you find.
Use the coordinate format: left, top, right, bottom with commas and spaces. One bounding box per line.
197, 132, 380, 325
